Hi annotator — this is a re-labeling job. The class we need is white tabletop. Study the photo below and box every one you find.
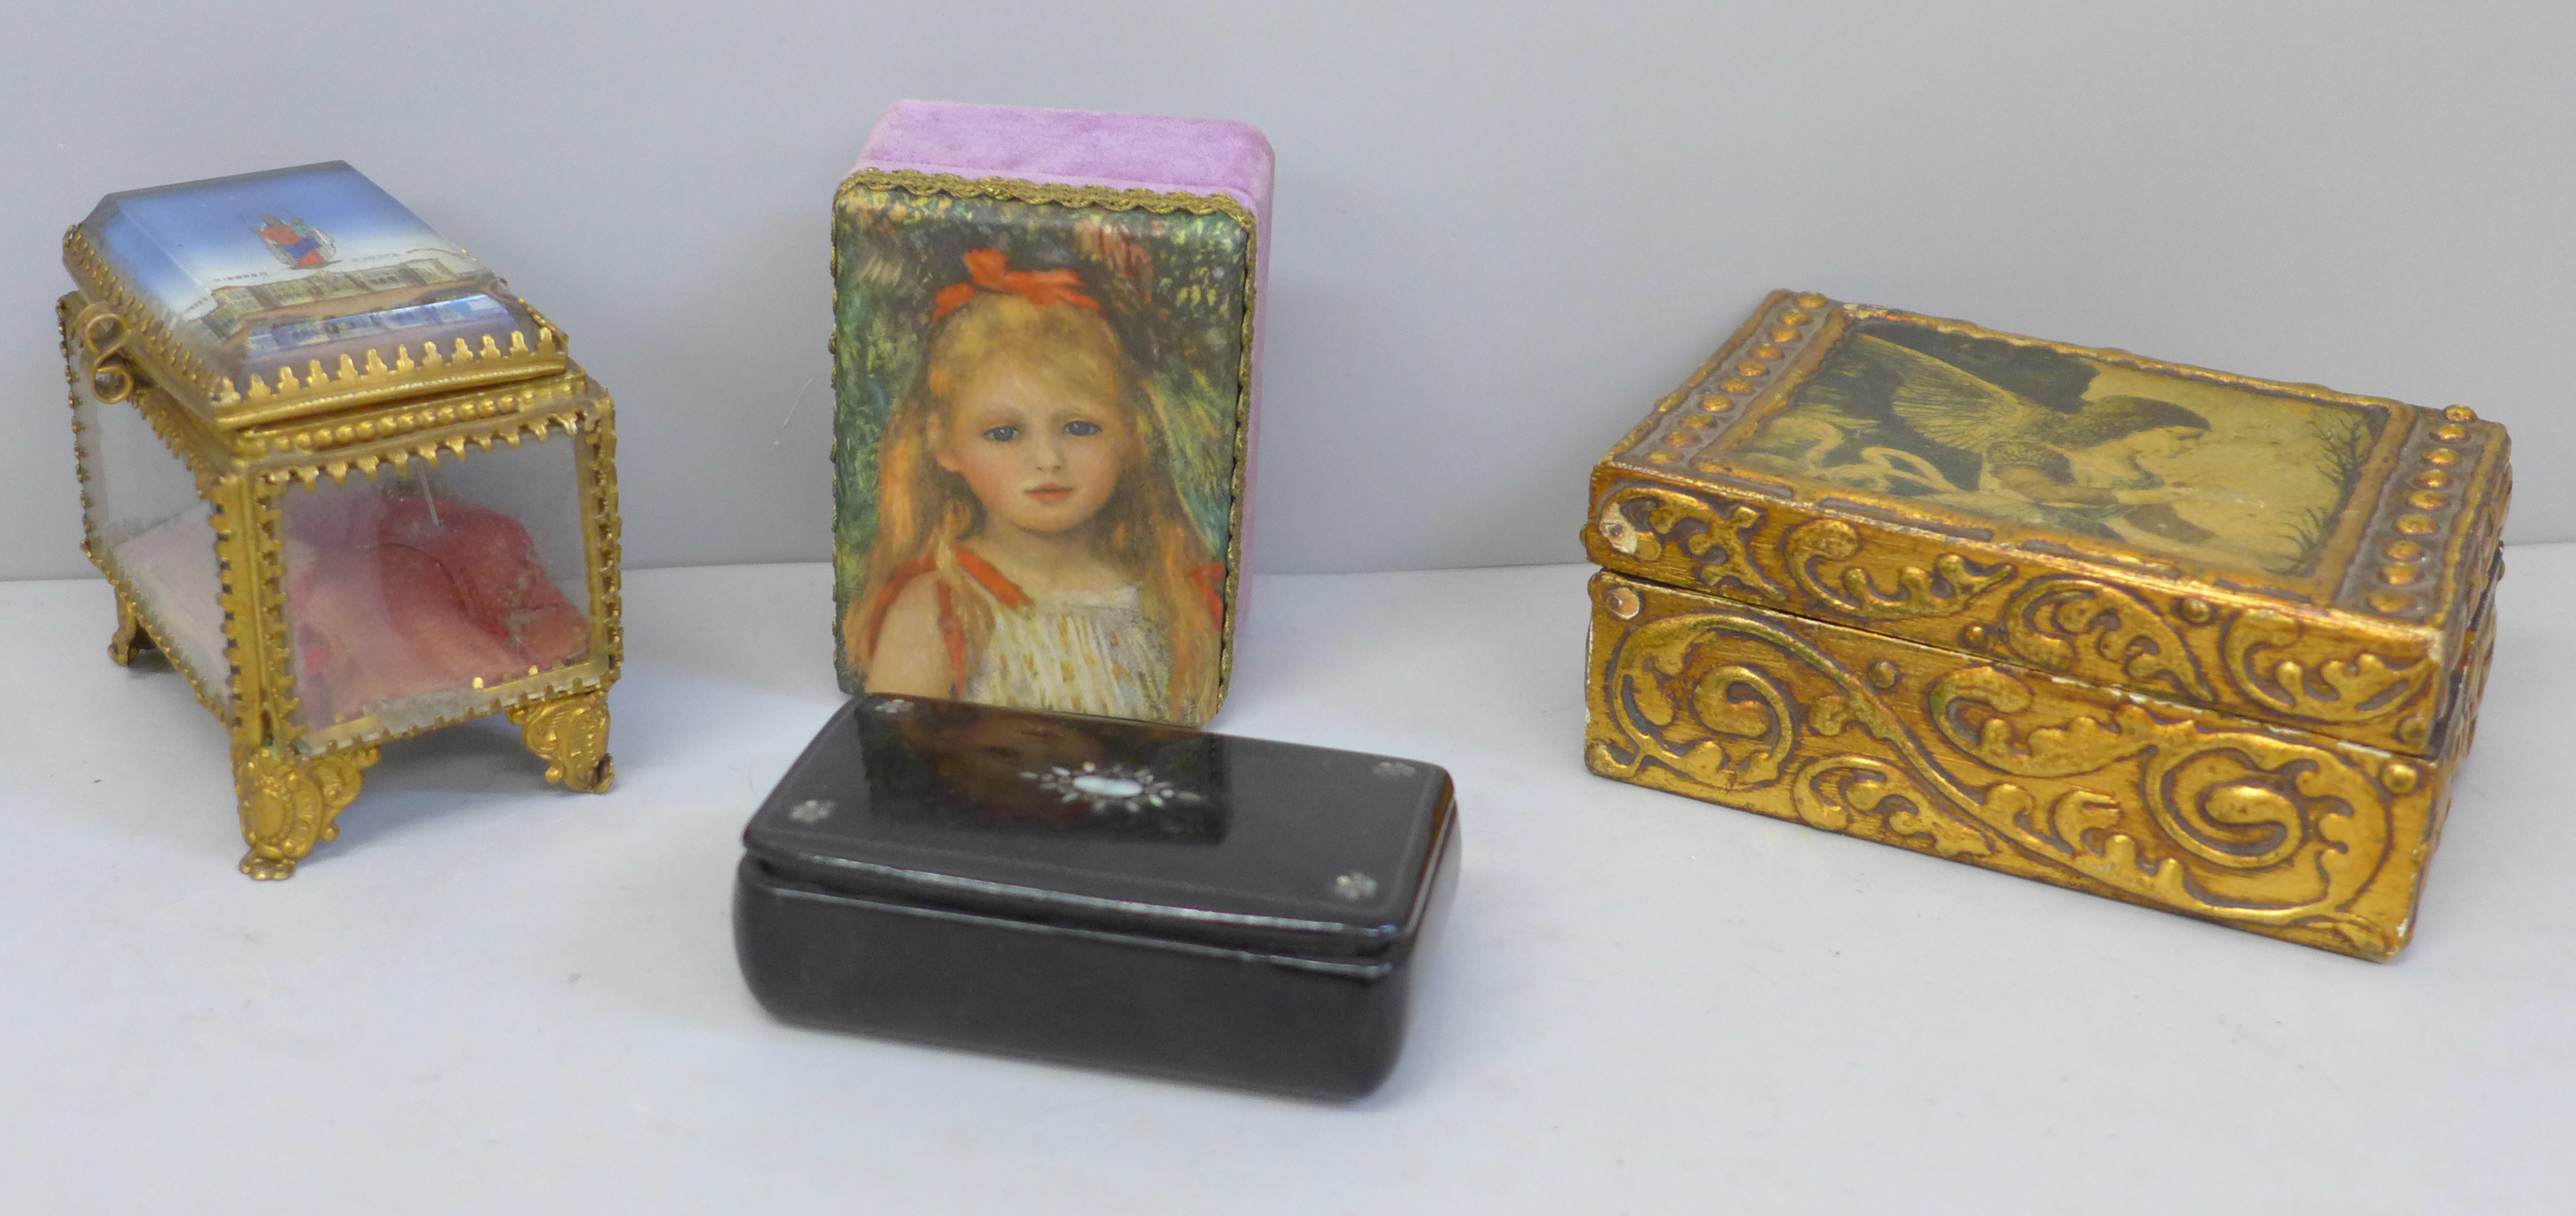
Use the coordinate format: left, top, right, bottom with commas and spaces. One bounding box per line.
5, 549, 2571, 1214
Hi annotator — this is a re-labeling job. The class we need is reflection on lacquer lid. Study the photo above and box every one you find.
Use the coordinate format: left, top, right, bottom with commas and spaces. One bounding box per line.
861, 694, 1227, 843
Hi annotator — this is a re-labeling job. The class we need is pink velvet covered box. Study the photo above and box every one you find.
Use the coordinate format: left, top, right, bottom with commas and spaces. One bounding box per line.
829, 101, 1271, 729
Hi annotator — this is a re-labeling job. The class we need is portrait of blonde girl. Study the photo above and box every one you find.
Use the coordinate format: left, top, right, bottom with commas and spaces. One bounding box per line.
842, 245, 1230, 726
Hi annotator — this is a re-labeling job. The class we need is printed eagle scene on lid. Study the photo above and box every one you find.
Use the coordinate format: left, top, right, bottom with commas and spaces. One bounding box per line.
1725, 319, 2384, 580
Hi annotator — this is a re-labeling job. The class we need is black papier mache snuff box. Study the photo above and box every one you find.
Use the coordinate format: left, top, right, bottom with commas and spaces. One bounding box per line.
734, 694, 1461, 1099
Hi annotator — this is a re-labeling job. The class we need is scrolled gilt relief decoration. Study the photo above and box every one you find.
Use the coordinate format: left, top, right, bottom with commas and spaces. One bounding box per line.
1993, 575, 2213, 703
1586, 574, 2432, 960
2221, 608, 2434, 725
1593, 483, 1782, 602
1780, 518, 2013, 622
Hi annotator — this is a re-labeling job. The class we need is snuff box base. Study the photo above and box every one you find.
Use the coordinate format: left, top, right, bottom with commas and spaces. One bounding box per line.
735, 851, 1453, 1100
734, 695, 1460, 1098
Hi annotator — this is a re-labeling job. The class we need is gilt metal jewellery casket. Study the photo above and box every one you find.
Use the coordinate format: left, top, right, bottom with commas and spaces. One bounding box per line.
59, 162, 623, 879
1584, 291, 2509, 960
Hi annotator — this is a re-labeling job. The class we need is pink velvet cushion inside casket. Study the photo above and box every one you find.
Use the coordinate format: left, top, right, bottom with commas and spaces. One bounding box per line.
853, 98, 1272, 623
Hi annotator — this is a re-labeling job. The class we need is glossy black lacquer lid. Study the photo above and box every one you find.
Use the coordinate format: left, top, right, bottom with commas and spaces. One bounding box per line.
744, 696, 1457, 958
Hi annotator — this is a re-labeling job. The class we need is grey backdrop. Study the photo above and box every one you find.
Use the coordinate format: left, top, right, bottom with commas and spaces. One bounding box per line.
5, 1, 2568, 579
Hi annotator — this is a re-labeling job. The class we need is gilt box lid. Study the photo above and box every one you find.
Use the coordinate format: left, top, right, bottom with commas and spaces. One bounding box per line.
65, 162, 568, 430
742, 695, 1457, 958
1587, 291, 2511, 758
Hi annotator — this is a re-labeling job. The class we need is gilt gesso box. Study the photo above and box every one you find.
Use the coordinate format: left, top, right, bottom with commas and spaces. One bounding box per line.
831, 101, 1269, 729
60, 162, 621, 879
735, 694, 1459, 1099
1584, 291, 2509, 960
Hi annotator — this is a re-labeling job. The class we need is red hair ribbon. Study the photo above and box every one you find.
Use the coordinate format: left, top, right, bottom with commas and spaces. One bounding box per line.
930, 247, 1101, 322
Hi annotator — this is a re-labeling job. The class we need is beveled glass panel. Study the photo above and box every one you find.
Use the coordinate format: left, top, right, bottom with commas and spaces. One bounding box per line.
278, 430, 590, 738
75, 387, 229, 705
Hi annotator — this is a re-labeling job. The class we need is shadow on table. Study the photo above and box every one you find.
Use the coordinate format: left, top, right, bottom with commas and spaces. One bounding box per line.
322, 715, 574, 855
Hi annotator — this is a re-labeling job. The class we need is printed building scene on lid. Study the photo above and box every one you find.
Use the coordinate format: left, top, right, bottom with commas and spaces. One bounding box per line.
1584, 291, 2509, 960
69, 162, 565, 426
832, 102, 1270, 730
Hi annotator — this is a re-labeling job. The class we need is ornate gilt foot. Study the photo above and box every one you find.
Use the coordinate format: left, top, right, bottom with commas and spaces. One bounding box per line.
107, 589, 155, 666
233, 744, 379, 880
509, 689, 614, 793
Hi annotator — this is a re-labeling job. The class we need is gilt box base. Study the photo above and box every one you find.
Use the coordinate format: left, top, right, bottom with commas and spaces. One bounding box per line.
1583, 570, 2493, 960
